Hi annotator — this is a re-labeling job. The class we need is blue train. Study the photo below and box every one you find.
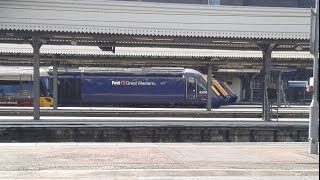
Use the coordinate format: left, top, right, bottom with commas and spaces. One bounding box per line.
216, 79, 238, 104
211, 79, 238, 104
49, 67, 225, 108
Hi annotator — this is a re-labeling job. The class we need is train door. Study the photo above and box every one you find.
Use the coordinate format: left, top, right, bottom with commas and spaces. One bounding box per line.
58, 77, 81, 105
186, 77, 197, 99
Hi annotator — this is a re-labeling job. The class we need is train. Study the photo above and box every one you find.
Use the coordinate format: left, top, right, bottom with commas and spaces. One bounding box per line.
0, 66, 238, 108
49, 67, 226, 108
0, 66, 53, 107
212, 79, 238, 104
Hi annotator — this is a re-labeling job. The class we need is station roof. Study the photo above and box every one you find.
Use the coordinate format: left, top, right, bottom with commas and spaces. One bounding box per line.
0, 0, 312, 51
0, 44, 314, 59
0, 0, 310, 39
0, 43, 313, 69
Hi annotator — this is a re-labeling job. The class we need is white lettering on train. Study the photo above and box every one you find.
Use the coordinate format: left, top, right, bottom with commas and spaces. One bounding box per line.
111, 80, 156, 86
112, 81, 121, 85
0, 101, 18, 105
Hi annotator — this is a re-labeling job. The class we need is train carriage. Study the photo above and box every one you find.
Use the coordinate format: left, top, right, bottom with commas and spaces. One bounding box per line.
211, 78, 238, 104
216, 79, 238, 103
0, 66, 53, 107
50, 67, 224, 108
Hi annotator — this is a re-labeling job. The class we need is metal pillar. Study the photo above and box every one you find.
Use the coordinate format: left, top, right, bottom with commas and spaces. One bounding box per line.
309, 0, 319, 155
239, 77, 243, 101
53, 61, 58, 110
206, 64, 212, 111
31, 35, 42, 120
258, 44, 276, 121
277, 71, 282, 108
250, 77, 253, 104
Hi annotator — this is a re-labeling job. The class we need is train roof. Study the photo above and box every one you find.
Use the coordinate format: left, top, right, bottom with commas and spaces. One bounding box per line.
48, 67, 205, 77
184, 68, 203, 76
0, 66, 204, 80
0, 66, 49, 81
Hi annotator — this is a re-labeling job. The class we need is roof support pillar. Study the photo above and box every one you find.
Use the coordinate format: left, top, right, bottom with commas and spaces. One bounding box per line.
257, 43, 276, 121
277, 71, 282, 108
53, 61, 58, 110
31, 35, 42, 120
250, 75, 254, 104
309, 0, 319, 155
206, 64, 212, 111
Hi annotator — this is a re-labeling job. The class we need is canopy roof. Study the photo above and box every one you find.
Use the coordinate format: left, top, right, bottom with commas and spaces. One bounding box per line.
0, 44, 314, 59
0, 0, 311, 39
0, 0, 312, 51
0, 44, 313, 69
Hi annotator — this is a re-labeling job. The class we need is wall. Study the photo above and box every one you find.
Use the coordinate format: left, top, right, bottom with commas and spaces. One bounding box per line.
0, 126, 309, 142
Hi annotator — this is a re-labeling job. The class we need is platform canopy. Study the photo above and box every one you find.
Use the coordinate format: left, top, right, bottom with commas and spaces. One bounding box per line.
0, 44, 314, 68
0, 0, 312, 51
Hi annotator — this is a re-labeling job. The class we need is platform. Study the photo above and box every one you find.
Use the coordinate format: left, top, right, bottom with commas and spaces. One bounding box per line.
0, 105, 314, 142
0, 105, 310, 118
0, 116, 310, 142
0, 142, 318, 179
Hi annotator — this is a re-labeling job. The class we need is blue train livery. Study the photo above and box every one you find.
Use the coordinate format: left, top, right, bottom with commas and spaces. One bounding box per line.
217, 79, 238, 103
211, 78, 238, 104
49, 67, 224, 108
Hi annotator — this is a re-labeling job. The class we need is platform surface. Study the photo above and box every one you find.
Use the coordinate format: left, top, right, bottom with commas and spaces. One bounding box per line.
0, 142, 318, 179
0, 105, 311, 126
0, 105, 310, 119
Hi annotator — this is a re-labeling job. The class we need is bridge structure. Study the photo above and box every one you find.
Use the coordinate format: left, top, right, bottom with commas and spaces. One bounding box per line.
0, 0, 312, 121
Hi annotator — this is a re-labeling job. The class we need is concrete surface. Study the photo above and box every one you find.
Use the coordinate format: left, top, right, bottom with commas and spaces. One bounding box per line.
0, 143, 318, 179
0, 116, 310, 142
0, 105, 310, 118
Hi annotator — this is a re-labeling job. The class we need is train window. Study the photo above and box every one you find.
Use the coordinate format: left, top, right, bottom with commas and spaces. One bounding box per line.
197, 82, 207, 95
0, 80, 20, 85
187, 78, 197, 99
40, 78, 52, 97
0, 80, 21, 97
198, 82, 206, 91
188, 77, 195, 84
